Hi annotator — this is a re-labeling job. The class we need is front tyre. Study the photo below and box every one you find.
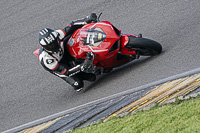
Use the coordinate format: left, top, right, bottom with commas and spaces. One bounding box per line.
126, 37, 162, 56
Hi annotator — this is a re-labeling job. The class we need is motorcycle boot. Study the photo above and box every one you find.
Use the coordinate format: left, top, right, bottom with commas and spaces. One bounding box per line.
69, 76, 84, 91
54, 72, 84, 91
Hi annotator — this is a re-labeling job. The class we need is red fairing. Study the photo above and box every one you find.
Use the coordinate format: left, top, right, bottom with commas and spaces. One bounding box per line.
67, 21, 137, 69
33, 46, 40, 59
67, 21, 120, 58
120, 34, 136, 55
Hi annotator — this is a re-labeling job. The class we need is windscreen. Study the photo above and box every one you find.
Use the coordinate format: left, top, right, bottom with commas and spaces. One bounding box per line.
79, 28, 106, 47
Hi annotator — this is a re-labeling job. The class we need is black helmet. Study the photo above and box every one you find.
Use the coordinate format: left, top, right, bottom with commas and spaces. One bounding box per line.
38, 28, 60, 53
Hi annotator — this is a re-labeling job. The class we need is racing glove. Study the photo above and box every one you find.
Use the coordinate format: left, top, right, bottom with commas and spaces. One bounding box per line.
62, 13, 97, 36
81, 59, 94, 73
86, 13, 97, 23
82, 52, 95, 73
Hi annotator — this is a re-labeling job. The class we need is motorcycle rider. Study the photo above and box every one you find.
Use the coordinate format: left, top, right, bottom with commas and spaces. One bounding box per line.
38, 13, 97, 91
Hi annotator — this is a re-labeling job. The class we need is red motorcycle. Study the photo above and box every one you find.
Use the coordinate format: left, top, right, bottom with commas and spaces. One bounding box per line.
34, 14, 162, 77
66, 17, 162, 74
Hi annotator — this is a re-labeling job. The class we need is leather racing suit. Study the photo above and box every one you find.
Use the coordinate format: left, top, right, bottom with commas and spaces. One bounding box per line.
38, 16, 96, 90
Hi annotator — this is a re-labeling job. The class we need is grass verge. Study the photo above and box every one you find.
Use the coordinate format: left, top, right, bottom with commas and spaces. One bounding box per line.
68, 96, 200, 133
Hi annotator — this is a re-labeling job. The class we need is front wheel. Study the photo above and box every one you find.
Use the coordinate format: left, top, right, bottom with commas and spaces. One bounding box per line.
126, 37, 162, 56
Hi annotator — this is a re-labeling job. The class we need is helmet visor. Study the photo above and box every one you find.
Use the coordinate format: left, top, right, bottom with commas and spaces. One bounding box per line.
44, 39, 60, 53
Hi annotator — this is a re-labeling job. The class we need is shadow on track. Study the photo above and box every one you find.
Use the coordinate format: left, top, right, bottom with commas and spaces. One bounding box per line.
83, 55, 161, 92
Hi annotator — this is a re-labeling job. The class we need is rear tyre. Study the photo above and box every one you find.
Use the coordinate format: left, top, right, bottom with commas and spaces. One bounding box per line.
126, 37, 162, 56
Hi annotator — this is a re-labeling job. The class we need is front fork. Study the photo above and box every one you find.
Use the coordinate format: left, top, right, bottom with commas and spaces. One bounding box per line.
85, 52, 104, 75
86, 52, 113, 75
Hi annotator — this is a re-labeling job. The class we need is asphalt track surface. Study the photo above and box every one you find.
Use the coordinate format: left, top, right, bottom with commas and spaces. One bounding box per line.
1, 0, 200, 132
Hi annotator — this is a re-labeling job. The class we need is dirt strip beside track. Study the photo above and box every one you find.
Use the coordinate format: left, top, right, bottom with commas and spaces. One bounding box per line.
161, 79, 200, 104
104, 73, 200, 121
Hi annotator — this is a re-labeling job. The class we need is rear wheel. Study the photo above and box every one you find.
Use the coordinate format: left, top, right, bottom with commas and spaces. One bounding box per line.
126, 37, 162, 56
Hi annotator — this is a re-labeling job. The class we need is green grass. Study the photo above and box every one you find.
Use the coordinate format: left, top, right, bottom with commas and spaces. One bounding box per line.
69, 97, 200, 133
